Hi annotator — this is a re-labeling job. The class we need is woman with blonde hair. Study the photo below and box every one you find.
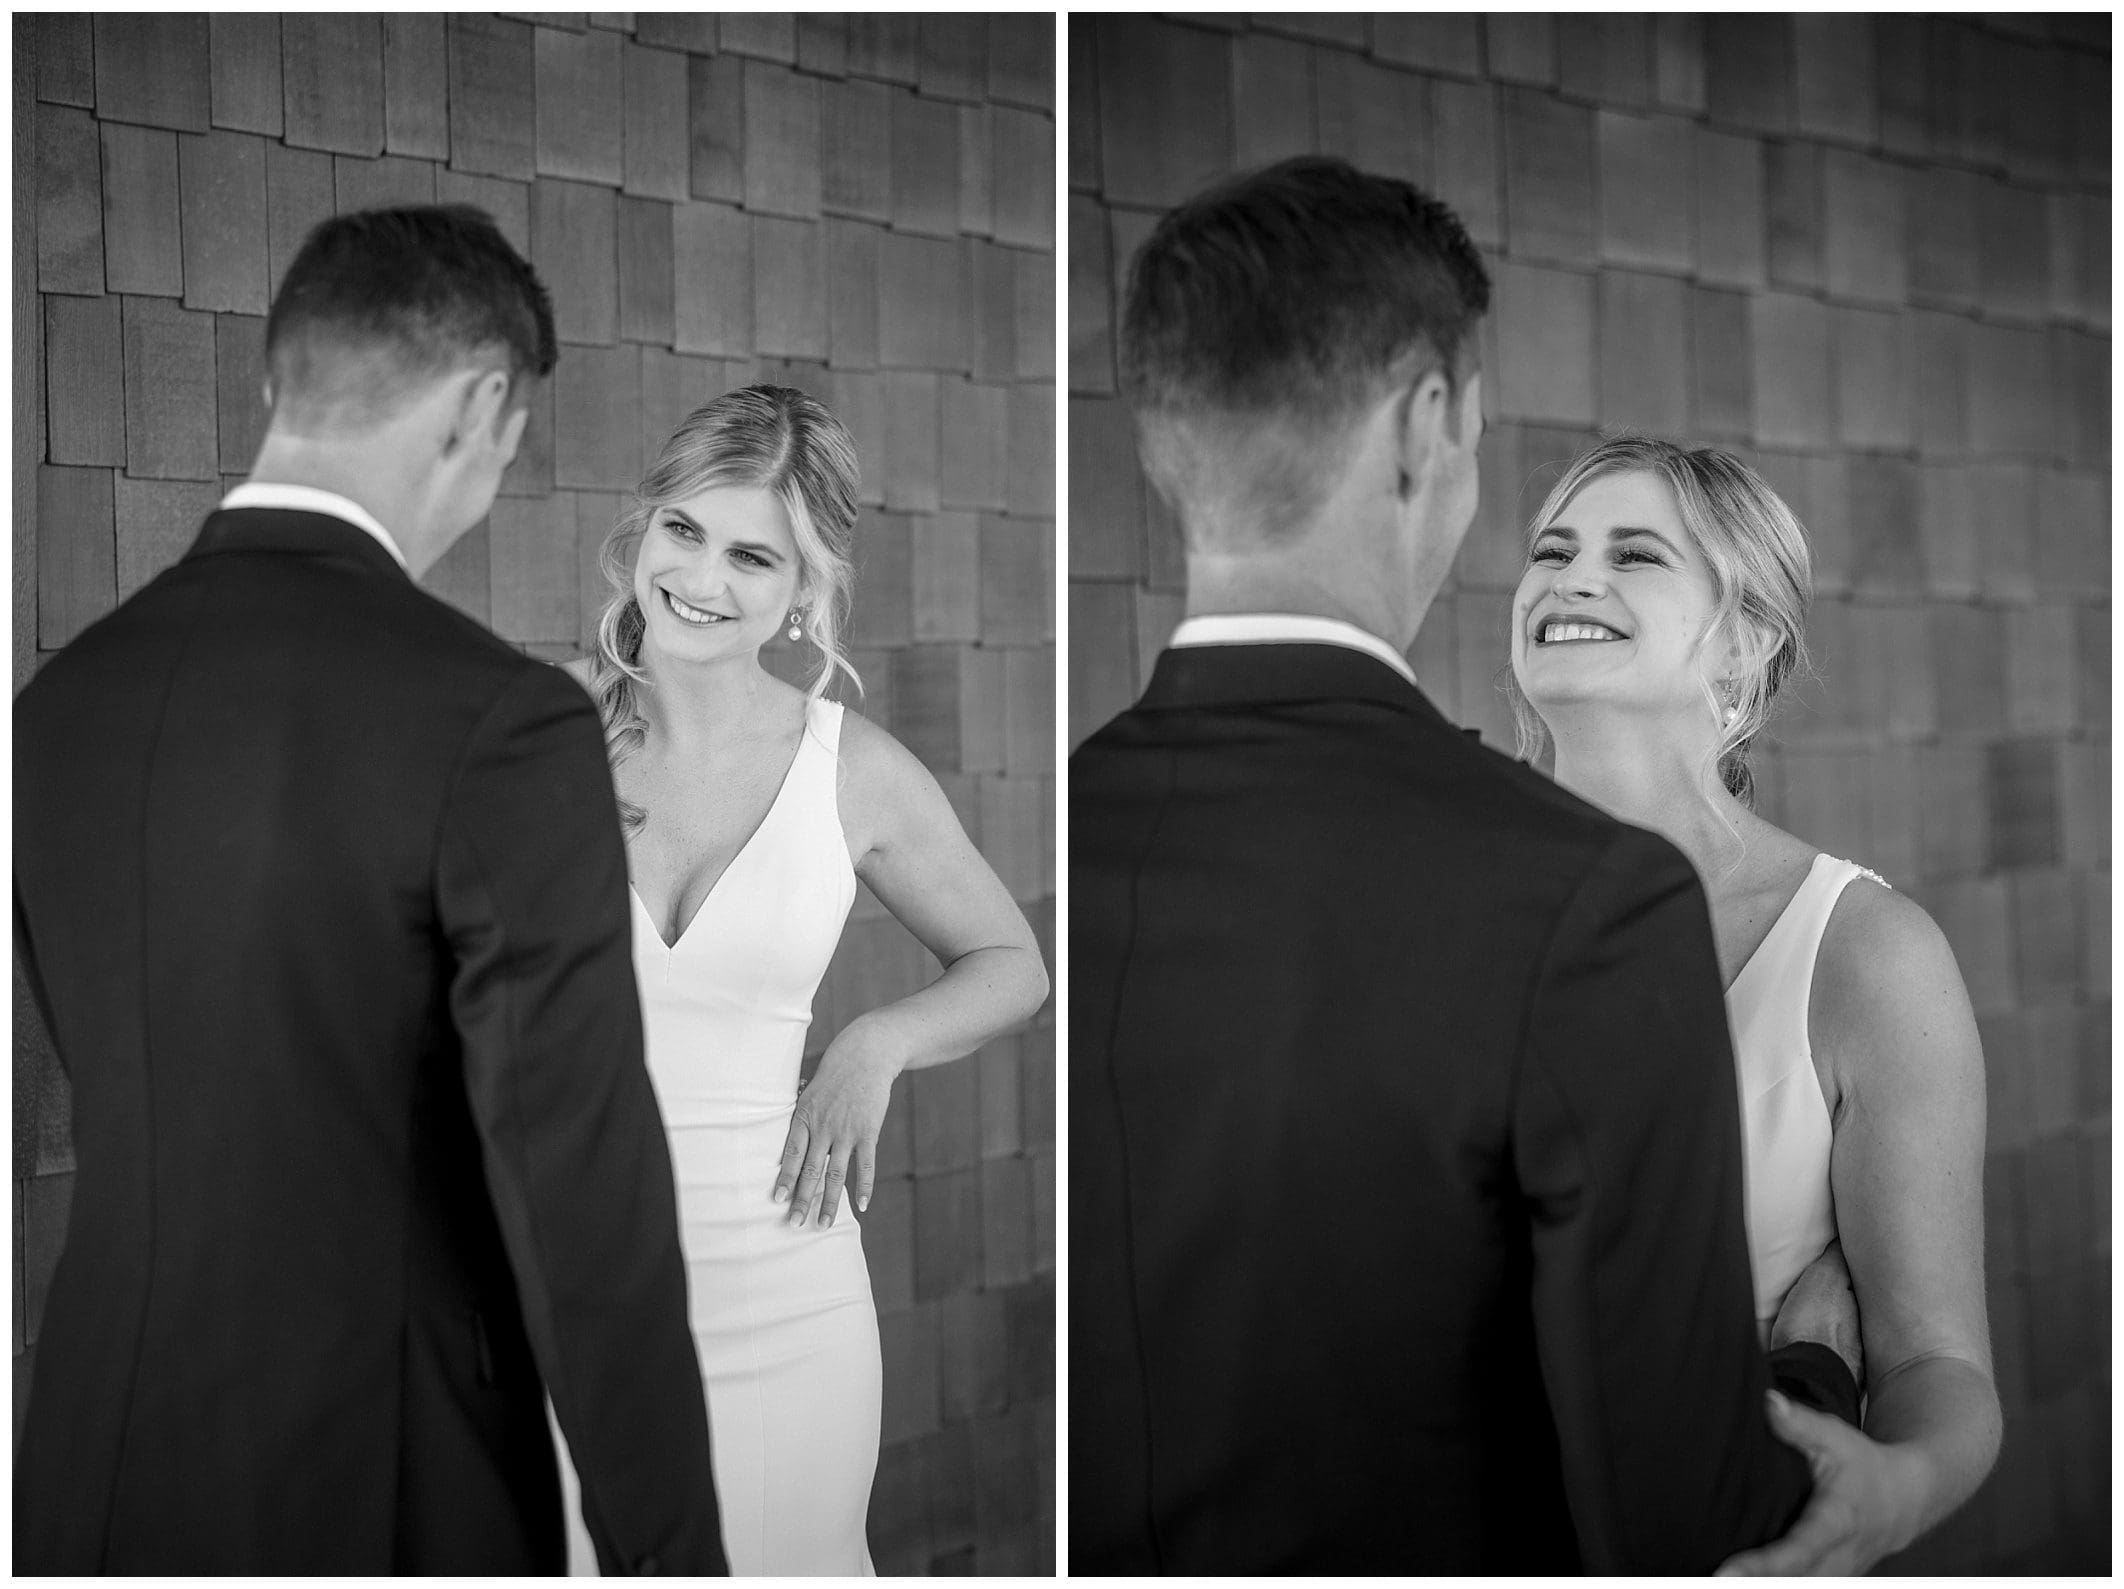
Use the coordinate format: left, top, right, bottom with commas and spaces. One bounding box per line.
556, 384, 1048, 1574
1505, 437, 1999, 1573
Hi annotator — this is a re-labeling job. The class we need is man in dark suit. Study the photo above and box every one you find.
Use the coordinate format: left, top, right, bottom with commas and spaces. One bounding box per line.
15, 208, 723, 1573
1071, 158, 1829, 1572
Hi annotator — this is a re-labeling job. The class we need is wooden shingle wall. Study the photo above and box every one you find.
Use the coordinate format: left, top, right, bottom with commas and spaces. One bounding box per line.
1069, 13, 2107, 1573
15, 14, 1055, 1574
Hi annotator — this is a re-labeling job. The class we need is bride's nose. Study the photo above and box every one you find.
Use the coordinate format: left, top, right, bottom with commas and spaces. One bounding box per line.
1552, 556, 1604, 599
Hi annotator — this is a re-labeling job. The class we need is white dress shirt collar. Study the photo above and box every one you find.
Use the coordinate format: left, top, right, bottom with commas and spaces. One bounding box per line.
219, 482, 409, 573
1167, 612, 1419, 687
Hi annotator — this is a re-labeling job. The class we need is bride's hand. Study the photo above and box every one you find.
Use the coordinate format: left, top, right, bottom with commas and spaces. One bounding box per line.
772, 1018, 903, 1229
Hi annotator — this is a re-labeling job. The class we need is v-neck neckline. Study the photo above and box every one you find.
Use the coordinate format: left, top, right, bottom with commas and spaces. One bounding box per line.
631, 714, 812, 953
1722, 853, 1829, 997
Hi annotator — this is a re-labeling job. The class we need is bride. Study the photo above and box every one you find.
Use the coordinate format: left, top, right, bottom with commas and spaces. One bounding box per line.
557, 384, 1049, 1573
1505, 437, 2000, 1573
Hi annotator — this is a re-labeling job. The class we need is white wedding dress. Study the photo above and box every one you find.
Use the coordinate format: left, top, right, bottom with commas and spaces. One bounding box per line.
1726, 852, 1875, 1343
555, 696, 880, 1575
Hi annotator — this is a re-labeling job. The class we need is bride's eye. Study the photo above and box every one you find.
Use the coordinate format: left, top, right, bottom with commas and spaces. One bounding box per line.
1615, 547, 1664, 567
1529, 544, 1569, 565
662, 518, 701, 543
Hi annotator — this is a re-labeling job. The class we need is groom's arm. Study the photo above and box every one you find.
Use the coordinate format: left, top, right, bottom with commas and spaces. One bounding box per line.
1512, 824, 1811, 1572
436, 663, 726, 1576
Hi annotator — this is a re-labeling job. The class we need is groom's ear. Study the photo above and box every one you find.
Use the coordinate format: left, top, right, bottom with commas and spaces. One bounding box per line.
1394, 365, 1462, 498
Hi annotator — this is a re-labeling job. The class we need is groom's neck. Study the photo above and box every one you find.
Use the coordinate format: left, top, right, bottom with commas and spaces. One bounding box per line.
1183, 541, 1434, 654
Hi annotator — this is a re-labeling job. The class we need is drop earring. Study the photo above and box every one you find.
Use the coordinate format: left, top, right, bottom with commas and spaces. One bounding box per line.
787, 609, 803, 643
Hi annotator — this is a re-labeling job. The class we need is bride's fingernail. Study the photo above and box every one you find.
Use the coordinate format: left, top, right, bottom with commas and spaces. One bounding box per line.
857, 1195, 869, 1213
821, 1212, 834, 1228
772, 1186, 789, 1204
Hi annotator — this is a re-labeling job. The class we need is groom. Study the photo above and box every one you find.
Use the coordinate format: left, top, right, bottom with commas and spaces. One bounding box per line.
1071, 158, 1824, 1571
15, 208, 723, 1573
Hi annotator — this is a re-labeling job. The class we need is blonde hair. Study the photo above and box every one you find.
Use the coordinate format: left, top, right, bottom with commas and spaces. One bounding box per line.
589, 384, 862, 832
1504, 437, 1813, 808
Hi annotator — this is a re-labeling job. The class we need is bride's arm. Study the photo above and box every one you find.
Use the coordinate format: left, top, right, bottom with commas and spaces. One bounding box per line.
1820, 882, 2000, 1546
1721, 884, 1999, 1578
774, 712, 1050, 1228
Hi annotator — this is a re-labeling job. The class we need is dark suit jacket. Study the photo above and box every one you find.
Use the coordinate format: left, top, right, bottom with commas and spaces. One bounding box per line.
1070, 642, 1811, 1573
14, 509, 724, 1574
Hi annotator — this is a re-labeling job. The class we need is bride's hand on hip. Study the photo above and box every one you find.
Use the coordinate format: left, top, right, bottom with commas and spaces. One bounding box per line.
1771, 1238, 1864, 1385
773, 1017, 902, 1229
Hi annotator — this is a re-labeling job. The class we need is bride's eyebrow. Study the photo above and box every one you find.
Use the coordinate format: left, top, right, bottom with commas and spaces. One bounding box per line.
1613, 525, 1683, 556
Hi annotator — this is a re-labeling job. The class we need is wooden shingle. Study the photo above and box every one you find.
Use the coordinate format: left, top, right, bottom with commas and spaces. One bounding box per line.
879, 231, 965, 371
1504, 87, 1595, 268
1598, 110, 1694, 275
433, 170, 530, 255
178, 132, 269, 315
448, 15, 535, 181
743, 61, 821, 220
959, 105, 994, 240
1968, 323, 2053, 459
215, 314, 269, 475
631, 14, 715, 53
1596, 270, 1688, 435
1013, 252, 1052, 383
959, 643, 1006, 773
1232, 33, 1314, 171
638, 346, 726, 464
821, 78, 893, 223
94, 15, 210, 132
489, 492, 580, 643
1560, 14, 1653, 109
672, 202, 752, 357
828, 219, 880, 370
980, 1157, 1034, 1292
622, 44, 689, 202
1003, 646, 1053, 779
1067, 18, 1096, 193
123, 297, 219, 482
36, 105, 103, 296
211, 15, 283, 136
1978, 179, 2052, 326
687, 52, 743, 204
1910, 167, 1980, 310
114, 475, 220, 600
830, 369, 889, 507
1429, 78, 1502, 248
919, 15, 988, 105
1834, 306, 1912, 453
35, 14, 94, 108
37, 466, 117, 649
798, 14, 849, 79
1690, 285, 1753, 439
1067, 395, 1142, 580
991, 109, 1053, 252
979, 515, 1048, 645
1822, 149, 1907, 307
847, 16, 921, 86
281, 15, 385, 157
382, 15, 448, 159
941, 381, 1009, 513
1315, 56, 1429, 193
977, 775, 1045, 901
720, 14, 796, 63
850, 512, 914, 649
1653, 16, 1707, 112
754, 216, 828, 362
1490, 261, 1595, 426
334, 154, 437, 215
1764, 139, 1823, 293
45, 295, 125, 467
1373, 14, 1480, 76
893, 92, 961, 240
532, 178, 618, 345
616, 196, 675, 346
574, 490, 623, 651
1704, 14, 1792, 134
913, 512, 981, 643
883, 372, 941, 513
1793, 14, 1877, 147
534, 24, 623, 185
553, 341, 641, 492
1095, 19, 1231, 211
967, 239, 1017, 384
1750, 292, 1835, 450
1908, 310, 1969, 460
265, 141, 334, 293
1005, 386, 1052, 518
1874, 16, 1929, 158
987, 15, 1053, 112
101, 124, 183, 297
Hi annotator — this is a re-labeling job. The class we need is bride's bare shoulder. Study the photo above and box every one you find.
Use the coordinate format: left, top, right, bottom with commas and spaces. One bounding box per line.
1812, 869, 1980, 1092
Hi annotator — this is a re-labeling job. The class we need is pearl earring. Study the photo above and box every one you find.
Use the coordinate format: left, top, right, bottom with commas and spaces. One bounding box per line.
787, 610, 803, 643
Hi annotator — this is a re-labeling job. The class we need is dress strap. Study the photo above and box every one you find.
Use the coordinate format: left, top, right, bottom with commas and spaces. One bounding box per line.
806, 695, 846, 758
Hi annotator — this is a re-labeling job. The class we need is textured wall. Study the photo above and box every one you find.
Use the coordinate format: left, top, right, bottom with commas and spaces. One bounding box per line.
1069, 13, 2107, 1573
15, 12, 1055, 1574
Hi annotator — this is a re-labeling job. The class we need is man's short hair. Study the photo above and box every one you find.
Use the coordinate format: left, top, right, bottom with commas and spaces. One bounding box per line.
1120, 157, 1492, 544
264, 205, 557, 431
